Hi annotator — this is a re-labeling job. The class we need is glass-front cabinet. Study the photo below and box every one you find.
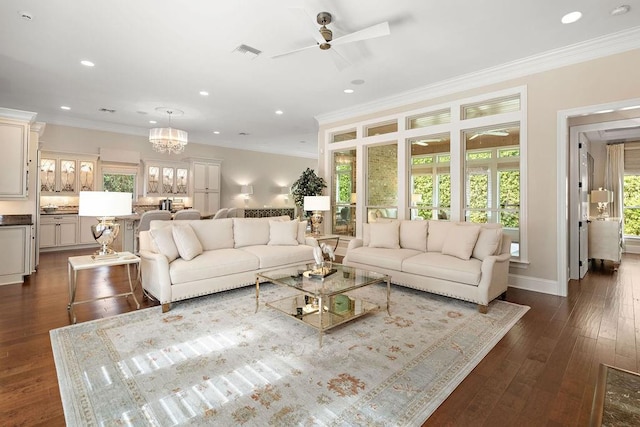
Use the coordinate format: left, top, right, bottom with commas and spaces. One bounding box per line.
144, 161, 189, 196
40, 153, 95, 194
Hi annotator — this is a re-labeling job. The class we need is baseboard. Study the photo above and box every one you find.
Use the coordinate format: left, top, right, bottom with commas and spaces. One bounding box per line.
508, 273, 559, 296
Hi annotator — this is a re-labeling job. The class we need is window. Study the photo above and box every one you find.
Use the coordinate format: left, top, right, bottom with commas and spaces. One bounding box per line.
367, 143, 398, 222
102, 166, 137, 198
365, 121, 398, 137
623, 174, 640, 236
409, 134, 450, 220
407, 109, 451, 129
332, 150, 356, 236
464, 124, 521, 256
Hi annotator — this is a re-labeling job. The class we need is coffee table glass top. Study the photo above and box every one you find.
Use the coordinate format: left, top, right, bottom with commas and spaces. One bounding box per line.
257, 263, 388, 298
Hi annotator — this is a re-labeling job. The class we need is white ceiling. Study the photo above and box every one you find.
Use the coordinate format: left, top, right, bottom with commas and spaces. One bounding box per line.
1, 1, 639, 158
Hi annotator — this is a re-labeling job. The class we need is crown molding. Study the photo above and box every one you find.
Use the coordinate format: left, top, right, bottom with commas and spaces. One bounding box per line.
316, 26, 640, 126
0, 107, 38, 123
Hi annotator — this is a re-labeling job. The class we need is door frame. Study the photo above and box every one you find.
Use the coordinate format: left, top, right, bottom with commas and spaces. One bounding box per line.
557, 98, 640, 296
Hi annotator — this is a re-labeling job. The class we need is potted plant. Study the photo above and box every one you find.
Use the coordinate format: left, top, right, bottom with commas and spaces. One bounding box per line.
291, 168, 327, 219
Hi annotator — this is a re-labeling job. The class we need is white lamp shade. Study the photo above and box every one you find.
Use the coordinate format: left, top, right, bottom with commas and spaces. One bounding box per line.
78, 191, 132, 217
240, 185, 253, 195
304, 196, 330, 211
590, 189, 613, 203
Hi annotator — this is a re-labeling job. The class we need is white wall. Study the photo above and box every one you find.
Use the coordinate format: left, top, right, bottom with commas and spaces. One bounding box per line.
39, 124, 317, 209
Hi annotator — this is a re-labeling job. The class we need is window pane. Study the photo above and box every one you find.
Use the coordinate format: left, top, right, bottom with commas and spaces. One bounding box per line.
408, 109, 451, 129
365, 122, 397, 137
410, 134, 450, 220
332, 130, 356, 143
462, 95, 520, 119
103, 174, 135, 193
332, 149, 356, 236
367, 143, 397, 221
623, 174, 640, 236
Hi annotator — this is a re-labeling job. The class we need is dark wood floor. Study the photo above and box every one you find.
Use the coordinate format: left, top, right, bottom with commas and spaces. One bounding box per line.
1, 249, 638, 426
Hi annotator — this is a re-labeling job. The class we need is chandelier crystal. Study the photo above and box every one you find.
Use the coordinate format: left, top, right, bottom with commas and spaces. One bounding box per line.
149, 109, 188, 154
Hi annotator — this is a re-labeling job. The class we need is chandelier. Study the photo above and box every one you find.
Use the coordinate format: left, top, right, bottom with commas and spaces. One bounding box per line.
149, 108, 188, 154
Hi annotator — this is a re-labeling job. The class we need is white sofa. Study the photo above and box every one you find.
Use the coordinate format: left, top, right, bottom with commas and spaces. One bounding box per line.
343, 220, 512, 313
139, 216, 317, 311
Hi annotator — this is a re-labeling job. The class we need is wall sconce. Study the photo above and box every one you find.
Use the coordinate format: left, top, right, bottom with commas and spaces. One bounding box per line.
280, 186, 290, 203
240, 185, 253, 205
591, 188, 612, 219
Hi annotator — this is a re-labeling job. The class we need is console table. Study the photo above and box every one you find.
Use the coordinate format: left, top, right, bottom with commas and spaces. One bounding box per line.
243, 208, 295, 219
588, 217, 622, 265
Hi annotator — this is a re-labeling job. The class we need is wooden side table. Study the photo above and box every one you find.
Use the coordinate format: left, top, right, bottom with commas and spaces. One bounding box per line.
67, 252, 141, 323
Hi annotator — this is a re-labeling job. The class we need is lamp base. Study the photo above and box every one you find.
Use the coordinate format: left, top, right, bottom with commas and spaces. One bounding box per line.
310, 211, 323, 235
91, 217, 121, 258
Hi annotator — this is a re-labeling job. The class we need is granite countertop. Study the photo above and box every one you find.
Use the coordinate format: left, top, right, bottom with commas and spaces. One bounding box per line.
0, 214, 33, 226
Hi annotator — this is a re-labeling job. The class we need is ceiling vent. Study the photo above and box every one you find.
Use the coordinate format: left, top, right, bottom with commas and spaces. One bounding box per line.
233, 44, 262, 59
99, 107, 116, 113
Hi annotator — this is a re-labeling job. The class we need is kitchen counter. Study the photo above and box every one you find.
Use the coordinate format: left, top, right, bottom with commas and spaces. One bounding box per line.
0, 214, 33, 226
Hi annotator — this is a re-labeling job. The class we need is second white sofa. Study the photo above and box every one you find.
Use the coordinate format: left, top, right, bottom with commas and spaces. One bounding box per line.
139, 216, 318, 311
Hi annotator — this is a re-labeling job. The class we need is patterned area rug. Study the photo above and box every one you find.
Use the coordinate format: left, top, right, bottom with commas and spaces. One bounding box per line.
50, 283, 528, 426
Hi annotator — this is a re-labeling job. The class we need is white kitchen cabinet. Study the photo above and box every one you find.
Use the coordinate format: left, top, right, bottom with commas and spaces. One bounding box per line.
40, 215, 78, 248
144, 161, 189, 197
0, 225, 31, 285
40, 153, 96, 195
78, 216, 100, 245
0, 117, 30, 199
588, 217, 622, 264
192, 160, 221, 214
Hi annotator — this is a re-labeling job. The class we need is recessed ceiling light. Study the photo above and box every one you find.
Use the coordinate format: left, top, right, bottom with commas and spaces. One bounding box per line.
611, 5, 631, 16
275, 110, 284, 115
199, 91, 209, 96
344, 89, 354, 94
60, 106, 71, 110
213, 131, 220, 134
80, 60, 95, 67
561, 11, 582, 24
351, 79, 365, 85
149, 120, 157, 124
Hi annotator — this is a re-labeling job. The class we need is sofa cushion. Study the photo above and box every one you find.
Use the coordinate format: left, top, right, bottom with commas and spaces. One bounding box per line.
190, 218, 234, 250
149, 227, 179, 262
400, 220, 428, 251
233, 218, 271, 247
369, 221, 400, 249
172, 224, 203, 261
427, 221, 454, 252
169, 249, 260, 285
473, 227, 503, 260
441, 224, 481, 260
240, 245, 315, 269
402, 252, 482, 286
345, 246, 421, 271
269, 219, 299, 246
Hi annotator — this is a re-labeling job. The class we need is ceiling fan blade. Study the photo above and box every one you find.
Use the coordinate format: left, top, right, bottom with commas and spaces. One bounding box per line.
330, 21, 390, 47
271, 43, 318, 59
328, 48, 351, 71
289, 8, 327, 45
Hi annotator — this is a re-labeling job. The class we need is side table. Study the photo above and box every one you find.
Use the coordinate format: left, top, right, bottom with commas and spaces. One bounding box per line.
67, 252, 141, 324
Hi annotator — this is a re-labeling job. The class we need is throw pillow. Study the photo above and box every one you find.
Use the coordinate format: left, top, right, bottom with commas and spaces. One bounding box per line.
190, 218, 234, 250
268, 219, 299, 246
233, 218, 271, 247
368, 221, 400, 249
149, 226, 179, 262
426, 220, 454, 252
441, 224, 481, 260
472, 227, 503, 260
172, 224, 203, 261
297, 220, 308, 244
400, 220, 428, 251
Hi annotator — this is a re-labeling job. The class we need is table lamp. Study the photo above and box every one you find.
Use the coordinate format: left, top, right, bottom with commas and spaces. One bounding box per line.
304, 196, 330, 235
79, 191, 132, 258
590, 188, 612, 220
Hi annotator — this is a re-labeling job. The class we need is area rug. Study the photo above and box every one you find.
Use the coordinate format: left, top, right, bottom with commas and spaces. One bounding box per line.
50, 283, 528, 426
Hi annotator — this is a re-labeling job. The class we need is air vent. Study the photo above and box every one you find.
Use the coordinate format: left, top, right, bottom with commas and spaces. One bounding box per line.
99, 108, 116, 113
239, 132, 250, 136
233, 44, 262, 59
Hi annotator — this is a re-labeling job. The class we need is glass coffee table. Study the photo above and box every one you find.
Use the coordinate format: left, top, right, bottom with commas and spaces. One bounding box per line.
256, 263, 390, 347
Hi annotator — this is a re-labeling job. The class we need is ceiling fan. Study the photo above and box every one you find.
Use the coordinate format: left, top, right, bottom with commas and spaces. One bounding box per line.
272, 10, 390, 64
469, 129, 509, 140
